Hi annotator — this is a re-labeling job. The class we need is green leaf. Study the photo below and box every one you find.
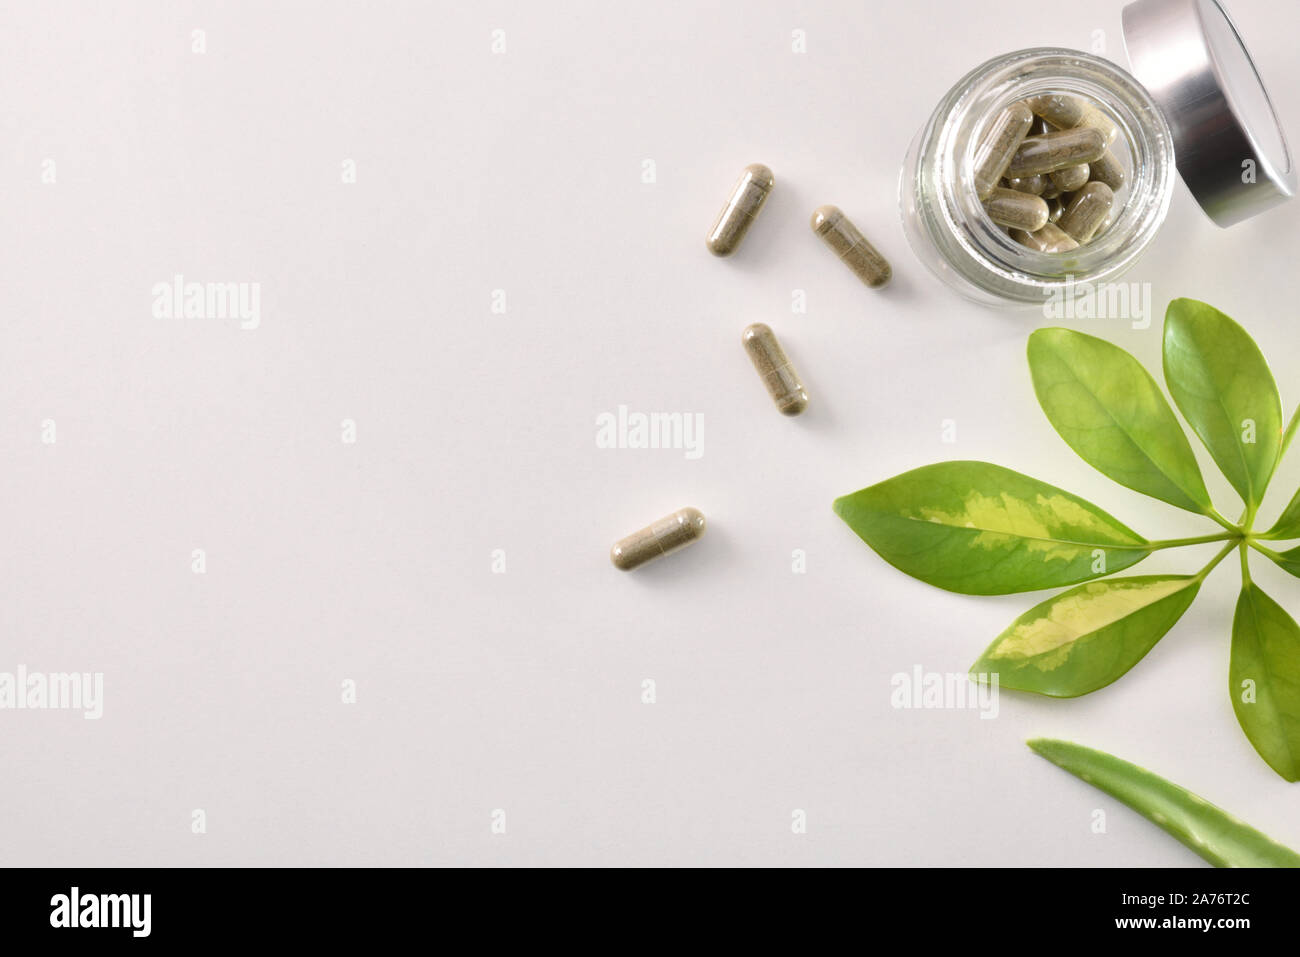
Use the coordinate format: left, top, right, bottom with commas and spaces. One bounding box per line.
1262, 485, 1300, 540
1261, 544, 1300, 578
1163, 299, 1282, 509
1028, 327, 1213, 515
832, 461, 1150, 595
971, 575, 1199, 696
1028, 738, 1300, 867
1231, 583, 1300, 782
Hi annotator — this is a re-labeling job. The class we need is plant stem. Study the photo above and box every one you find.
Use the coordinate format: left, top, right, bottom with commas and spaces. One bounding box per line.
1205, 507, 1241, 533
1247, 539, 1285, 562
1148, 532, 1237, 550
1195, 541, 1238, 582
1240, 542, 1252, 585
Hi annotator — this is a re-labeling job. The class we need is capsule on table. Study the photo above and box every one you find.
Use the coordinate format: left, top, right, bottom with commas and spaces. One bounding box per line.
1089, 149, 1126, 191
1025, 94, 1085, 130
1005, 174, 1047, 195
1011, 222, 1080, 253
706, 163, 774, 257
610, 507, 706, 571
983, 187, 1049, 232
1050, 163, 1090, 193
742, 323, 808, 416
1059, 181, 1115, 243
972, 102, 1034, 200
1006, 127, 1106, 178
810, 205, 891, 288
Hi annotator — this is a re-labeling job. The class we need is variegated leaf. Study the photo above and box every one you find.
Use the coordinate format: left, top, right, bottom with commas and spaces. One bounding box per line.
971, 575, 1200, 696
832, 461, 1150, 595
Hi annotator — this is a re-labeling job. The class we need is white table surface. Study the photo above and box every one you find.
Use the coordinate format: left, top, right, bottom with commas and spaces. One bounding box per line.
3, 0, 1299, 866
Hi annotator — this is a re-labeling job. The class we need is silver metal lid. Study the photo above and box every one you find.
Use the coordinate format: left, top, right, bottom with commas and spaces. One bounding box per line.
1122, 0, 1295, 226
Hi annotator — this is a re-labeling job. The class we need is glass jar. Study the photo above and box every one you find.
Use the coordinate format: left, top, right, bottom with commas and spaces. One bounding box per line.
902, 49, 1174, 305
900, 0, 1294, 307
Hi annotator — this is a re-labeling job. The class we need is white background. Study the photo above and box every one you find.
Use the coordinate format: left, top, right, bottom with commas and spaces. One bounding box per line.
3, 0, 1299, 866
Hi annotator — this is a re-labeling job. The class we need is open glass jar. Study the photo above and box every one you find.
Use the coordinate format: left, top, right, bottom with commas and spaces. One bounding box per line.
900, 0, 1295, 306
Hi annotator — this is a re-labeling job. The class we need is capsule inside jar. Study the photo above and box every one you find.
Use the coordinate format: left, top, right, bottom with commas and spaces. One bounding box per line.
972, 90, 1131, 255
902, 47, 1182, 306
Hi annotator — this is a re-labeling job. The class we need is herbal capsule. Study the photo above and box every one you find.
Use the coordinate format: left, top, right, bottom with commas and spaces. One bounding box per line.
1005, 174, 1047, 195
1050, 163, 1090, 193
1047, 195, 1066, 223
972, 102, 1034, 200
1025, 94, 1085, 130
1011, 222, 1079, 253
1040, 179, 1062, 201
1094, 207, 1116, 239
1028, 94, 1119, 146
706, 164, 774, 257
610, 507, 706, 571
1059, 181, 1115, 243
1006, 127, 1106, 178
742, 323, 808, 416
810, 205, 891, 288
1030, 115, 1051, 136
1090, 149, 1126, 191
983, 187, 1049, 231
1080, 104, 1119, 147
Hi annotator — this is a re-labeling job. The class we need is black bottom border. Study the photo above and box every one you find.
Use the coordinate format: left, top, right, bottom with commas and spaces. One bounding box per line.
0, 866, 1289, 943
